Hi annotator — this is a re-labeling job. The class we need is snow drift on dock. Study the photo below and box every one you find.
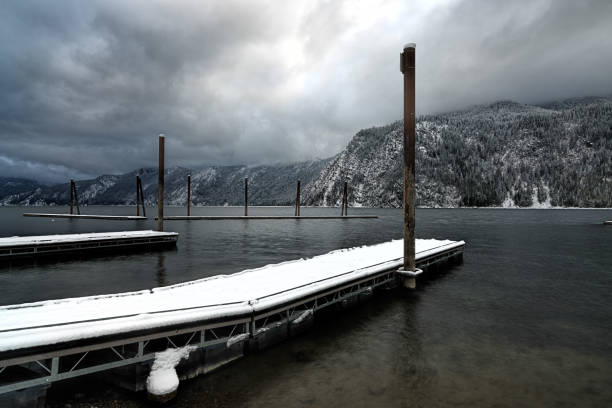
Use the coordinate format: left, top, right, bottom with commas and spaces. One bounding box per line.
0, 238, 464, 352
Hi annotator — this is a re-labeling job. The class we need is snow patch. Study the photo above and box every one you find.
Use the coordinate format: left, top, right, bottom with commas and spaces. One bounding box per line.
502, 193, 516, 208
146, 345, 196, 396
226, 333, 249, 347
292, 309, 313, 324
530, 186, 552, 209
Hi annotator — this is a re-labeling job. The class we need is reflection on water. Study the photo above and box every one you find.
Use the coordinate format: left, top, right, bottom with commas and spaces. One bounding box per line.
156, 252, 166, 287
3, 206, 612, 407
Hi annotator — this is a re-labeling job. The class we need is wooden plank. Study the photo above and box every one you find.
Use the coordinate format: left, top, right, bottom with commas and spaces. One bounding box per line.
23, 213, 147, 220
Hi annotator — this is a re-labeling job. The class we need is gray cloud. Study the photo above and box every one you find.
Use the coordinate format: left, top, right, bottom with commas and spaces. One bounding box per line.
1, 0, 611, 183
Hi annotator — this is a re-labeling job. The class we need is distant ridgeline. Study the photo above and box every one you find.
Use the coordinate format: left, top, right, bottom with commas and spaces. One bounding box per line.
2, 96, 611, 208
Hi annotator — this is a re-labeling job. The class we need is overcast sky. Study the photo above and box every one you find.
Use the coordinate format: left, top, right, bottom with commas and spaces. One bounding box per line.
1, 0, 611, 183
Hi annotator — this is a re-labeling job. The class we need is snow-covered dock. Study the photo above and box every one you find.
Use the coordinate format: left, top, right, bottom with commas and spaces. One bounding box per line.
604, 220, 612, 225
163, 215, 378, 220
0, 230, 178, 260
23, 213, 147, 220
0, 238, 463, 395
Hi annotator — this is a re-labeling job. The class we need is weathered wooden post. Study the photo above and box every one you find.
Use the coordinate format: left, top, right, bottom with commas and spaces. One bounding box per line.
340, 181, 347, 216
69, 180, 74, 214
138, 176, 146, 217
343, 181, 348, 216
295, 180, 301, 216
72, 180, 81, 215
398, 43, 420, 288
244, 177, 248, 216
187, 175, 191, 216
157, 134, 165, 232
136, 176, 141, 216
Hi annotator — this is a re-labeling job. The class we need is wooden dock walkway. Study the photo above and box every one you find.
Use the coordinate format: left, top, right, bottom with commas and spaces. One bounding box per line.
23, 213, 147, 220
0, 230, 178, 260
0, 238, 463, 396
162, 215, 378, 220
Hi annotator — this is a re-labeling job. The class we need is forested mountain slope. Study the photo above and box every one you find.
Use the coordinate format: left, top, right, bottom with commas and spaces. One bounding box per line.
303, 97, 611, 208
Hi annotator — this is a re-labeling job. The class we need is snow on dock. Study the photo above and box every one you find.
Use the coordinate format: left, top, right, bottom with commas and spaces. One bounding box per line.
23, 213, 147, 220
0, 230, 178, 259
0, 238, 463, 354
604, 220, 612, 225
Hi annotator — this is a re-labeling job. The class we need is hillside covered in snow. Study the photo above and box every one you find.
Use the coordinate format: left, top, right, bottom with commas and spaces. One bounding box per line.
303, 97, 612, 208
2, 97, 611, 208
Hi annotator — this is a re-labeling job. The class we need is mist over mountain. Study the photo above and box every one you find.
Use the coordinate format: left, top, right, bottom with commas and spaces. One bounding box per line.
2, 97, 610, 208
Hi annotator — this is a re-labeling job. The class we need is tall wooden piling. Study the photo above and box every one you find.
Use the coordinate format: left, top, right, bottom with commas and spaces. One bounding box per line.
136, 176, 141, 216
138, 176, 146, 217
69, 180, 74, 214
187, 175, 191, 216
71, 180, 81, 215
295, 180, 301, 216
400, 43, 416, 285
244, 178, 248, 216
343, 181, 348, 216
341, 181, 348, 216
157, 134, 165, 232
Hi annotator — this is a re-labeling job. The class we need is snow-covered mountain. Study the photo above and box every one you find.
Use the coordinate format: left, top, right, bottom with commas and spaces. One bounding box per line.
2, 97, 611, 208
1, 161, 329, 206
302, 97, 612, 208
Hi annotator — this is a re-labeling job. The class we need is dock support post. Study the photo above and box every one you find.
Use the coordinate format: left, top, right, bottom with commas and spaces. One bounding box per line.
341, 181, 348, 216
136, 176, 141, 216
157, 134, 165, 232
295, 180, 301, 216
139, 176, 146, 217
69, 180, 74, 214
340, 181, 346, 217
244, 177, 248, 216
187, 175, 191, 216
343, 181, 348, 216
71, 180, 81, 215
400, 43, 418, 288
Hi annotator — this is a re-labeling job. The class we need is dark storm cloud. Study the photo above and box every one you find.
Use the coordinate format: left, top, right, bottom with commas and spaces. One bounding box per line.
0, 0, 611, 182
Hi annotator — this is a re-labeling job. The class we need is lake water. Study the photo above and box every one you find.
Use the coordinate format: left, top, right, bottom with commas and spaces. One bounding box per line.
1, 206, 611, 407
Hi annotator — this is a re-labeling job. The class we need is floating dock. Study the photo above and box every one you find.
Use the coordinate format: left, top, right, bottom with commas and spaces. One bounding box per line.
0, 238, 463, 397
604, 221, 611, 225
163, 215, 378, 220
0, 230, 178, 260
23, 213, 147, 220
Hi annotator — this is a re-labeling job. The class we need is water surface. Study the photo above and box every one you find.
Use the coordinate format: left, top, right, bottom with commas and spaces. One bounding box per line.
1, 206, 610, 407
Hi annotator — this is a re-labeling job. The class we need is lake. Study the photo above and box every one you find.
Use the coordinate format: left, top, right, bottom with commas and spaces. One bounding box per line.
1, 206, 611, 407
